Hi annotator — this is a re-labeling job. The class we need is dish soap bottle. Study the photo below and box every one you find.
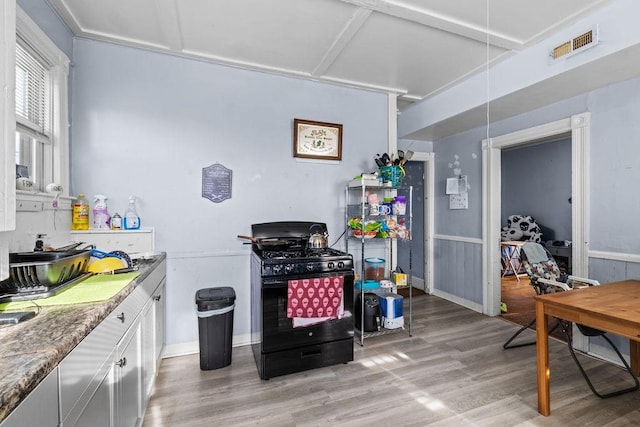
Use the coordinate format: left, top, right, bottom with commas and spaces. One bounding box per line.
123, 196, 141, 230
92, 195, 111, 229
71, 193, 89, 230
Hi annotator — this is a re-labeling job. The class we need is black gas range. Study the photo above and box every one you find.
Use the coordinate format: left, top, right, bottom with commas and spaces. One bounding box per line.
248, 221, 354, 380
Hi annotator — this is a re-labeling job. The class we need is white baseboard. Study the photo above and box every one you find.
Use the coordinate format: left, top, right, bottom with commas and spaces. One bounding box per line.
411, 277, 426, 292
431, 289, 483, 313
162, 333, 253, 359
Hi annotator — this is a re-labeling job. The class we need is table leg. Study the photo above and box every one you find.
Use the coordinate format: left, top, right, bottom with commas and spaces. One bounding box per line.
536, 299, 550, 416
501, 247, 509, 278
631, 340, 640, 377
508, 258, 519, 281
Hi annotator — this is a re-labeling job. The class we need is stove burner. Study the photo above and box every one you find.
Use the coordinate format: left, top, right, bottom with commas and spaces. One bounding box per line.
262, 250, 304, 259
261, 247, 345, 259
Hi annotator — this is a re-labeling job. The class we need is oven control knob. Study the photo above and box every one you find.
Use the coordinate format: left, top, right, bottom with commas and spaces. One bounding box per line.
306, 263, 314, 271
338, 261, 344, 269
327, 262, 334, 269
285, 264, 294, 273
272, 265, 283, 274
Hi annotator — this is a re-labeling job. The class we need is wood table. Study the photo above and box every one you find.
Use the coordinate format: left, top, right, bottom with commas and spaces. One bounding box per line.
534, 280, 640, 416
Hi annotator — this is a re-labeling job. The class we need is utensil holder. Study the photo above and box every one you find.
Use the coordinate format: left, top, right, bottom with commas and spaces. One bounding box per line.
379, 165, 403, 187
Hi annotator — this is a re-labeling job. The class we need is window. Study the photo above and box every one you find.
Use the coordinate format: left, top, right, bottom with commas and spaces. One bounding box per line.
15, 40, 51, 191
15, 7, 69, 195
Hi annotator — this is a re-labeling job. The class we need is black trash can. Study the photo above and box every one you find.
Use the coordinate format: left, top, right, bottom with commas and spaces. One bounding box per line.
195, 287, 236, 370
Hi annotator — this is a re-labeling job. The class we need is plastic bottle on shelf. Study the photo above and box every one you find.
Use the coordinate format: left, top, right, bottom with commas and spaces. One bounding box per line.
392, 196, 406, 215
92, 195, 111, 229
123, 196, 141, 230
71, 193, 90, 230
110, 212, 122, 230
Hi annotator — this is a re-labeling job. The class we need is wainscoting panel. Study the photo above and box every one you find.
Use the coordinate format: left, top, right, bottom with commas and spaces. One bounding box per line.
589, 255, 640, 284
434, 236, 483, 305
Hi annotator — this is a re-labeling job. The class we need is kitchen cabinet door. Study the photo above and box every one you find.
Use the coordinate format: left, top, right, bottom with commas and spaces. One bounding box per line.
0, 368, 58, 427
72, 363, 115, 427
141, 296, 155, 400
154, 280, 166, 364
142, 279, 165, 401
0, 1, 16, 281
117, 322, 143, 427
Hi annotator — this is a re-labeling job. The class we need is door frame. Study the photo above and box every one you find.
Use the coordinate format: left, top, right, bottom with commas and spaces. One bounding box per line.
482, 112, 591, 338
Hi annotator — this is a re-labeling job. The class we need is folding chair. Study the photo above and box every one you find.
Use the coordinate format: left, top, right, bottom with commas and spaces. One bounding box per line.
507, 242, 639, 398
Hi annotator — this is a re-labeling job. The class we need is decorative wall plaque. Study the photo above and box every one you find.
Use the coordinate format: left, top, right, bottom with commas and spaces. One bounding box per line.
202, 163, 232, 203
293, 118, 342, 161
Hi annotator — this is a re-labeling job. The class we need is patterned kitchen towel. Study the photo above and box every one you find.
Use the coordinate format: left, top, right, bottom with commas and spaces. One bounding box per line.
287, 276, 344, 319
0, 272, 139, 311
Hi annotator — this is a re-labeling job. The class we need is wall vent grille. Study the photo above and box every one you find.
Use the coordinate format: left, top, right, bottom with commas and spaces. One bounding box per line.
553, 42, 572, 59
551, 26, 598, 60
573, 30, 593, 51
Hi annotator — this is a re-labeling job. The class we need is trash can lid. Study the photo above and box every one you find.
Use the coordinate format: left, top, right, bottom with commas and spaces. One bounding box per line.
196, 286, 236, 311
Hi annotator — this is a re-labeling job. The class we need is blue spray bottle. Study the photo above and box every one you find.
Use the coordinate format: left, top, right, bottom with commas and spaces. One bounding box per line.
123, 196, 141, 230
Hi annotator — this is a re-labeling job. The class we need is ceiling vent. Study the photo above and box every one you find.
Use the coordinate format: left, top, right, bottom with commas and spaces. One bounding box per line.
551, 26, 599, 60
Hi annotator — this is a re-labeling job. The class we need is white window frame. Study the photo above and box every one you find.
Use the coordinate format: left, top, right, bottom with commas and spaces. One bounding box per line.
15, 6, 70, 198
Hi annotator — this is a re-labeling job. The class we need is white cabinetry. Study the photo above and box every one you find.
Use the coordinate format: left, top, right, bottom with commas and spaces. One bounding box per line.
73, 356, 115, 427
0, 1, 16, 280
70, 228, 155, 254
59, 259, 166, 427
117, 322, 142, 427
346, 182, 413, 346
142, 280, 165, 400
0, 368, 59, 427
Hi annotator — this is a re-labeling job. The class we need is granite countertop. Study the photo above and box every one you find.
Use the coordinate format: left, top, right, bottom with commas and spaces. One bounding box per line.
0, 253, 166, 423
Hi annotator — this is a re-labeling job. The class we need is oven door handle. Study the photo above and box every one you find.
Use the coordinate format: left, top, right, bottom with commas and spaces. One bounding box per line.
300, 349, 322, 358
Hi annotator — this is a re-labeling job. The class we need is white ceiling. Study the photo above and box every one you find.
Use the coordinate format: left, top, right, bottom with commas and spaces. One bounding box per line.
49, 0, 613, 130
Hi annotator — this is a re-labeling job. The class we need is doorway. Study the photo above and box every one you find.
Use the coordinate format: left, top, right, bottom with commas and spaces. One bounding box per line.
499, 137, 572, 330
397, 152, 434, 294
482, 112, 591, 351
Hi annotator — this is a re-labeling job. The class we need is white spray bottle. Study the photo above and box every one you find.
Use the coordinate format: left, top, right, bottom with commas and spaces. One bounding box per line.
92, 195, 111, 229
123, 196, 141, 230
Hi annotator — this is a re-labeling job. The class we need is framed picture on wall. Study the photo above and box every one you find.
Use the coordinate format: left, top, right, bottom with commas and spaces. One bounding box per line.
293, 118, 343, 161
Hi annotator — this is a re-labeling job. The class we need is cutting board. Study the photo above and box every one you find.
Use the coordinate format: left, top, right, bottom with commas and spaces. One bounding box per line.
0, 272, 139, 311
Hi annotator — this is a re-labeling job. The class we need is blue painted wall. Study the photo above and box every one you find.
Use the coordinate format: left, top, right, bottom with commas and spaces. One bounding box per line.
433, 75, 640, 304
70, 38, 389, 347
501, 138, 572, 242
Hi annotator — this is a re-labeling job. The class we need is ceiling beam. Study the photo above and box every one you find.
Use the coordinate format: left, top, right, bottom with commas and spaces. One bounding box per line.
338, 0, 524, 51
154, 0, 183, 51
312, 7, 371, 77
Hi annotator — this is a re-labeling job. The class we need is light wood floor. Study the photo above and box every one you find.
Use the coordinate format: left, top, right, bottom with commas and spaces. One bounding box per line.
143, 294, 640, 426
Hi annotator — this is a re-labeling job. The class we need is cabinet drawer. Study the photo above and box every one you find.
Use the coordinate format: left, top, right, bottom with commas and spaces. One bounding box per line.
69, 228, 155, 253
138, 259, 166, 299
547, 246, 570, 256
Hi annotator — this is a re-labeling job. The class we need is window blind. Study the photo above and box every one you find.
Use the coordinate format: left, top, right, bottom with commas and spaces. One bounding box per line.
15, 39, 50, 136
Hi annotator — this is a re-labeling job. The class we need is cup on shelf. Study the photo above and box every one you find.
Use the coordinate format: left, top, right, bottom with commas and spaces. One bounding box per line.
378, 204, 391, 215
